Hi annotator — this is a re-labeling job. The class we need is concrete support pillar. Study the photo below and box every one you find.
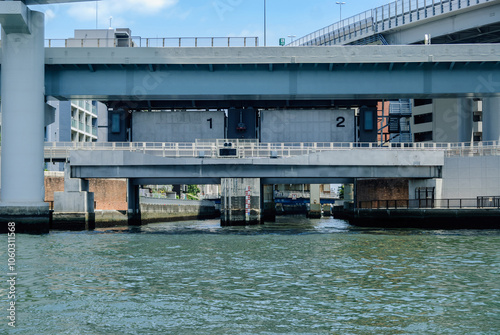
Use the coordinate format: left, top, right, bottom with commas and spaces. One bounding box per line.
344, 184, 355, 202
458, 98, 473, 143
53, 166, 95, 230
261, 184, 276, 222
483, 97, 500, 142
221, 178, 261, 226
0, 6, 49, 232
409, 179, 443, 201
322, 204, 333, 216
127, 179, 142, 226
308, 184, 322, 218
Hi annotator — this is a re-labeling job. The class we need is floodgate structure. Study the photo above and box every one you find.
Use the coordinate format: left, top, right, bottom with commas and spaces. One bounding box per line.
0, 0, 499, 232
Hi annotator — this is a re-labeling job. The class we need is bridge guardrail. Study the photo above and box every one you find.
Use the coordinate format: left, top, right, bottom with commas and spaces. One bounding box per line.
38, 140, 500, 161
291, 0, 493, 46
45, 36, 259, 48
359, 197, 500, 209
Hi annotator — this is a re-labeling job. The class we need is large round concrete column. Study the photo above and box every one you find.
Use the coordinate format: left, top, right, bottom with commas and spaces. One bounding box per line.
483, 97, 500, 142
0, 10, 48, 221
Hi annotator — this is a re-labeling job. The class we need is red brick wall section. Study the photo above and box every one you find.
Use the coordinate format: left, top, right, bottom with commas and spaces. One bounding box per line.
356, 178, 409, 203
90, 179, 128, 211
44, 177, 128, 211
44, 177, 64, 202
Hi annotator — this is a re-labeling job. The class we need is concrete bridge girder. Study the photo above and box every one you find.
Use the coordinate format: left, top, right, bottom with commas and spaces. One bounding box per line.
383, 2, 500, 45
69, 149, 445, 180
0, 45, 498, 101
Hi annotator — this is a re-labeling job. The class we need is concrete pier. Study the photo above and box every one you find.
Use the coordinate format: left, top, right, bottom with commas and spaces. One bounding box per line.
53, 167, 95, 230
261, 184, 276, 222
0, 5, 49, 233
221, 178, 261, 226
308, 184, 322, 218
483, 97, 500, 142
344, 184, 354, 203
127, 180, 142, 226
348, 208, 500, 229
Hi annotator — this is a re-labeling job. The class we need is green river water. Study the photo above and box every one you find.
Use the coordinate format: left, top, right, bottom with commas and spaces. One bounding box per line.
1, 217, 499, 334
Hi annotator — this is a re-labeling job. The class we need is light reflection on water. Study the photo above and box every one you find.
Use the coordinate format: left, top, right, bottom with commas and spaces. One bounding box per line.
2, 216, 500, 334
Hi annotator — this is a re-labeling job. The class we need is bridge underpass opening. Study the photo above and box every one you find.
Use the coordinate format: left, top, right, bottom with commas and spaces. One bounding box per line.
125, 180, 352, 227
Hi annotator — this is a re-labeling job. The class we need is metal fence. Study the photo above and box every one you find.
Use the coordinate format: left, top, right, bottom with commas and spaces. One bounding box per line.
41, 140, 500, 161
359, 197, 500, 209
45, 36, 259, 48
290, 0, 493, 46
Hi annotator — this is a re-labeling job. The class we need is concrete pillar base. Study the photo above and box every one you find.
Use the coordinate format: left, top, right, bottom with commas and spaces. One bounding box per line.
53, 166, 95, 231
221, 217, 261, 226
306, 211, 322, 219
261, 184, 276, 222
261, 205, 277, 222
127, 180, 142, 226
128, 211, 143, 226
308, 184, 322, 218
0, 204, 50, 234
221, 178, 262, 226
322, 204, 333, 216
52, 212, 95, 231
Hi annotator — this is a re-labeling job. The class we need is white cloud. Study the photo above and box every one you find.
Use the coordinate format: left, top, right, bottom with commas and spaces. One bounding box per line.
67, 0, 178, 23
103, 0, 178, 14
45, 9, 56, 21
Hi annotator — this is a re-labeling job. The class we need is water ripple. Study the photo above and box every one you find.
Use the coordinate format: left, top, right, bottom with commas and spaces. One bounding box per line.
2, 217, 499, 334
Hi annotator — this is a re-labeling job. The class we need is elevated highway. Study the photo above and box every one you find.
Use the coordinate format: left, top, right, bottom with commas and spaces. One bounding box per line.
291, 0, 500, 46
0, 44, 498, 109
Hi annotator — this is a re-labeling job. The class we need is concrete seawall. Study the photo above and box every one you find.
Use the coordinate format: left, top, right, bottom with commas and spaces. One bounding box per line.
139, 198, 220, 224
345, 209, 500, 229
51, 199, 220, 230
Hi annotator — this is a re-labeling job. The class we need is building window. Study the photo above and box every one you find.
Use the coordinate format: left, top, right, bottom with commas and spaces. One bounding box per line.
414, 113, 433, 125
414, 131, 433, 142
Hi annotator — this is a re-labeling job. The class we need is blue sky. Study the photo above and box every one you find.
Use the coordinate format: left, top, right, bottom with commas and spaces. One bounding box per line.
34, 0, 392, 46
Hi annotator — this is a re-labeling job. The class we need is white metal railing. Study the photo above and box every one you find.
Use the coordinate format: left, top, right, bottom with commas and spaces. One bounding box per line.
44, 36, 259, 48
274, 191, 337, 199
40, 140, 500, 161
290, 0, 493, 46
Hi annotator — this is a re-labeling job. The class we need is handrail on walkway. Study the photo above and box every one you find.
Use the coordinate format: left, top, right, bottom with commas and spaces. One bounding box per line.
39, 140, 500, 161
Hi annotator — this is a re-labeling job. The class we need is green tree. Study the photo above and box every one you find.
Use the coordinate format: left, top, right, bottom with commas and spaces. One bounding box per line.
339, 185, 345, 200
187, 185, 200, 195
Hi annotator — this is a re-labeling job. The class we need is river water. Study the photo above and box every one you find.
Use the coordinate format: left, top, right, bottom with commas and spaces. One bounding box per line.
2, 217, 500, 334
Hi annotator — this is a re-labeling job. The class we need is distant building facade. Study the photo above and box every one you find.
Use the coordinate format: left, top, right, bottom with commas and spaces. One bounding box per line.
45, 99, 107, 171
411, 98, 483, 143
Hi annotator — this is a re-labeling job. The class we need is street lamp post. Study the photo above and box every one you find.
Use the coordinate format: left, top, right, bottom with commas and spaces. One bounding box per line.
288, 35, 296, 43
96, 1, 98, 29
264, 0, 267, 46
336, 1, 346, 22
